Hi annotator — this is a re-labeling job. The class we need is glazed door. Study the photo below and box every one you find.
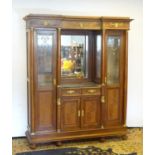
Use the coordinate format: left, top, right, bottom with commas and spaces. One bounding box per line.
104, 30, 126, 127
34, 29, 57, 132
61, 97, 81, 131
81, 96, 101, 129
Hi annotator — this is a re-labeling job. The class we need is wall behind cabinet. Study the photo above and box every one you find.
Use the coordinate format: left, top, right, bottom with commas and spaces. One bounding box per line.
12, 0, 143, 137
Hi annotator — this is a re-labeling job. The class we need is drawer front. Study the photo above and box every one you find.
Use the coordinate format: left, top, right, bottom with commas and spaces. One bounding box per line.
82, 88, 101, 95
61, 88, 81, 96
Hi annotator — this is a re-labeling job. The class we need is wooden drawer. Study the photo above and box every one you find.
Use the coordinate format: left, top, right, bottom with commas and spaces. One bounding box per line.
82, 88, 101, 95
61, 88, 81, 96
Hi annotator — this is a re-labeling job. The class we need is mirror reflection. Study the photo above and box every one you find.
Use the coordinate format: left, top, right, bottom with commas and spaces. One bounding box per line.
61, 35, 88, 78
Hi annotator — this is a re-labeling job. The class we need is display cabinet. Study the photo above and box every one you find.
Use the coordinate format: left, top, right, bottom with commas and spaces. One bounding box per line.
24, 14, 132, 148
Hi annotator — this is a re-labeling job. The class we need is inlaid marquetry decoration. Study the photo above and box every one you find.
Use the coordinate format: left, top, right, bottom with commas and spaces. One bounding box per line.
61, 21, 101, 29
43, 20, 49, 26
103, 22, 129, 30
80, 22, 84, 28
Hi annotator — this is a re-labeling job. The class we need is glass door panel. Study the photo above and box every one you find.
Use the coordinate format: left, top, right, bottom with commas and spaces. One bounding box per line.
107, 36, 121, 85
36, 30, 53, 89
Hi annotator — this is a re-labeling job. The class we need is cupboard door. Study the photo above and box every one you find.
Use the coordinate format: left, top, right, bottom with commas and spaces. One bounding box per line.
61, 97, 81, 131
34, 29, 57, 132
105, 30, 125, 127
81, 96, 101, 129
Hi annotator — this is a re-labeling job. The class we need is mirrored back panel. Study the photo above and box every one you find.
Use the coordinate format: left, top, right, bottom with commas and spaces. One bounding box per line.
60, 30, 101, 84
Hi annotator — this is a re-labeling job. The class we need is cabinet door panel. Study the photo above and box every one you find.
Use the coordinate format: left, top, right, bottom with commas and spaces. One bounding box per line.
35, 29, 56, 90
61, 98, 80, 131
106, 88, 121, 124
34, 29, 57, 132
36, 92, 56, 131
105, 30, 125, 127
81, 96, 101, 129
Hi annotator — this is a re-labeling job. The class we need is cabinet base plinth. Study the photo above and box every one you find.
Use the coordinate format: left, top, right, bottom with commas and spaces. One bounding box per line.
26, 127, 127, 146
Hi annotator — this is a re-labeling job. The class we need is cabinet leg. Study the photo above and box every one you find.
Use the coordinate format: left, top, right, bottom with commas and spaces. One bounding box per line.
29, 143, 36, 149
56, 141, 62, 146
122, 135, 128, 140
100, 137, 105, 142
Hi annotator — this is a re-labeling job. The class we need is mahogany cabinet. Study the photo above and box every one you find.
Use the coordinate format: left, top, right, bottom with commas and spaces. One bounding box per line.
24, 14, 132, 147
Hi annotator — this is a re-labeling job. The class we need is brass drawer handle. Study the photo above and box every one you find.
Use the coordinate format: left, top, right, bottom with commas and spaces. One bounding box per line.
87, 89, 96, 93
81, 110, 84, 117
67, 90, 75, 94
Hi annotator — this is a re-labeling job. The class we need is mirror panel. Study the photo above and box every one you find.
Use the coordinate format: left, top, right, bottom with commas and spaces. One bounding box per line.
61, 35, 88, 79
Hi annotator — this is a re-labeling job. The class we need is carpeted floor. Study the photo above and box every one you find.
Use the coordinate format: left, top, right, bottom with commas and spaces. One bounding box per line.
12, 128, 143, 155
